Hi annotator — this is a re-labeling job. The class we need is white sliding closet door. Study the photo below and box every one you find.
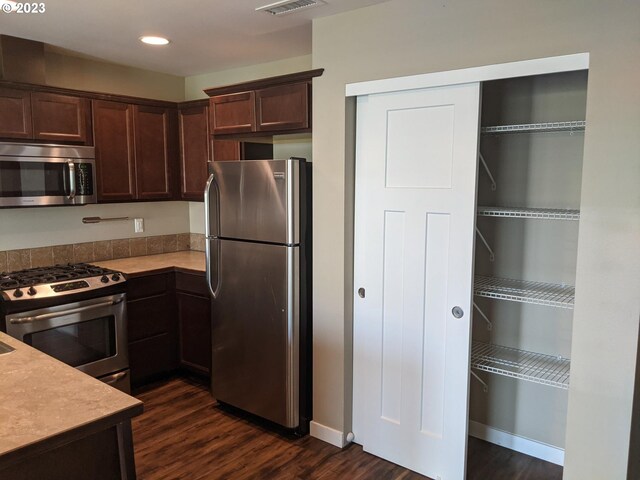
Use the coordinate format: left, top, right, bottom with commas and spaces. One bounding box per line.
353, 82, 480, 480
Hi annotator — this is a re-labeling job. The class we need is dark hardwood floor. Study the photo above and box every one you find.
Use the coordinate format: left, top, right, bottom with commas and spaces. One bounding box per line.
131, 376, 563, 480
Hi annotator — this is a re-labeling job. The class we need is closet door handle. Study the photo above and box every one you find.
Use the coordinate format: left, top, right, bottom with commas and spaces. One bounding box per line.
451, 306, 464, 318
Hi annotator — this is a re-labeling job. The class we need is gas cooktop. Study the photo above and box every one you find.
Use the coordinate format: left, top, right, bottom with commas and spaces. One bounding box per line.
0, 263, 126, 302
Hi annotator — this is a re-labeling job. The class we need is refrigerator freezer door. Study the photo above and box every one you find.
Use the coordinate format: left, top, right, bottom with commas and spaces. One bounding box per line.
210, 238, 300, 428
210, 159, 301, 244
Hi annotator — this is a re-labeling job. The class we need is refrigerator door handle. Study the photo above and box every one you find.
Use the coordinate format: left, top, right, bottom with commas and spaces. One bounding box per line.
204, 173, 220, 238
205, 238, 221, 299
205, 173, 222, 299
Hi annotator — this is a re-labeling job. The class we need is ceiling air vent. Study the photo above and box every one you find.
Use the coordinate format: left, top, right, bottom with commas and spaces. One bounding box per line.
256, 0, 325, 16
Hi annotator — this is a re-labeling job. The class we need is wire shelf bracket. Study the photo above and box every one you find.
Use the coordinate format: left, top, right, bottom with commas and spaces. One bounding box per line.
474, 275, 575, 309
478, 152, 496, 191
470, 369, 489, 393
471, 341, 570, 389
473, 302, 492, 331
475, 227, 495, 262
481, 120, 586, 135
477, 206, 580, 221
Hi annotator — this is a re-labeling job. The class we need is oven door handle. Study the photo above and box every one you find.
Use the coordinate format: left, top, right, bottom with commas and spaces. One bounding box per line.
102, 370, 128, 385
9, 299, 122, 324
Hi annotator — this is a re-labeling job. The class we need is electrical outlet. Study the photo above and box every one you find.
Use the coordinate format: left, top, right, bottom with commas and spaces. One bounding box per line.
134, 218, 144, 233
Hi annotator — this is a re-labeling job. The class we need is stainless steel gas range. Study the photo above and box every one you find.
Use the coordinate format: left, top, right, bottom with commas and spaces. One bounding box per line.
0, 263, 131, 393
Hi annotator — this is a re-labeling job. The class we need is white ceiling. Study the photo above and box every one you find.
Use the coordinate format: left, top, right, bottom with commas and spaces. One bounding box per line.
0, 0, 389, 77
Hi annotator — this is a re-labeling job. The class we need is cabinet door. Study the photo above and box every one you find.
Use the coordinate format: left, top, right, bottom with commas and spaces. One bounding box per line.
133, 105, 176, 200
31, 92, 90, 144
126, 273, 178, 386
209, 91, 255, 135
177, 291, 212, 376
92, 100, 136, 202
211, 139, 241, 161
0, 87, 32, 139
179, 105, 210, 201
256, 82, 309, 132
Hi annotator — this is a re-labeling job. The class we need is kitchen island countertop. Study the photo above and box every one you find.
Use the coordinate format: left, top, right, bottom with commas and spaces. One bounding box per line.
94, 250, 206, 277
0, 332, 142, 470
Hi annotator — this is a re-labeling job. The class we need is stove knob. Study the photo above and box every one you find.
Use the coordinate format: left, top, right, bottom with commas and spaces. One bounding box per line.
27, 286, 37, 296
100, 275, 110, 284
111, 274, 120, 282
13, 289, 23, 298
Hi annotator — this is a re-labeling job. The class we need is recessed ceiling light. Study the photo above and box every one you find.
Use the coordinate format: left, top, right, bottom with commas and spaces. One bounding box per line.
139, 36, 170, 46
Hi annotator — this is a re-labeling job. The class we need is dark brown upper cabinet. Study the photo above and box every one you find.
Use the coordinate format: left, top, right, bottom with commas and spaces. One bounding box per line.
211, 139, 241, 161
255, 82, 309, 132
211, 139, 274, 163
93, 100, 177, 202
209, 91, 255, 135
93, 100, 136, 202
179, 104, 210, 201
205, 69, 323, 137
134, 105, 176, 200
31, 92, 90, 144
0, 87, 90, 143
0, 87, 32, 139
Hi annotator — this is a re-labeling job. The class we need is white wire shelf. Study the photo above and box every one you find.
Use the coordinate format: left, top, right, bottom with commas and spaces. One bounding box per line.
481, 121, 586, 134
471, 341, 570, 389
477, 206, 580, 221
474, 275, 575, 309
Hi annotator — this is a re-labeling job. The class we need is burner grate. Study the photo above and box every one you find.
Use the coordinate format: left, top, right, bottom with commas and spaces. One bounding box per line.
0, 263, 118, 291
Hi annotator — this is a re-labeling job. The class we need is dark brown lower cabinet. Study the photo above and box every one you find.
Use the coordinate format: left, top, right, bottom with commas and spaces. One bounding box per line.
126, 271, 211, 387
126, 272, 178, 387
176, 272, 211, 376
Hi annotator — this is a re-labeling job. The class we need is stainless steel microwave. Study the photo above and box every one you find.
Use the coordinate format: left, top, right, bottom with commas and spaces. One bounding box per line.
0, 142, 96, 207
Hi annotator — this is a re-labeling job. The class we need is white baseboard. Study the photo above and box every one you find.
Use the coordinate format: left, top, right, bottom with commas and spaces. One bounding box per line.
469, 420, 564, 466
310, 421, 348, 448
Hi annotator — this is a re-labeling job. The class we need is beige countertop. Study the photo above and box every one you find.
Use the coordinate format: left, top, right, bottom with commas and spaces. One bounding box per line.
94, 251, 206, 276
0, 332, 142, 466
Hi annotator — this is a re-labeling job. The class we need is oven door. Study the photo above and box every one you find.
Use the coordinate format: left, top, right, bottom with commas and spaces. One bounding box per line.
5, 293, 128, 379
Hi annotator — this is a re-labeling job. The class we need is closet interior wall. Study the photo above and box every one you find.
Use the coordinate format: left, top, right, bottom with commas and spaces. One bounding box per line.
470, 71, 588, 451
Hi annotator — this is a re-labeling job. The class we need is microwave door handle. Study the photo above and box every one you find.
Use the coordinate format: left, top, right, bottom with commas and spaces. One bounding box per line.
67, 161, 76, 199
8, 299, 119, 324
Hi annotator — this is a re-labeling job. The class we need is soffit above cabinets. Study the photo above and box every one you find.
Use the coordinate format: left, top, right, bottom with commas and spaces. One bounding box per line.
0, 0, 390, 76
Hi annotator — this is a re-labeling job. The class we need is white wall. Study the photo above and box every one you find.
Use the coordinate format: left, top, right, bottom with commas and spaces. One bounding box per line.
188, 202, 205, 235
273, 134, 312, 161
311, 1, 640, 478
184, 55, 312, 100
0, 202, 190, 250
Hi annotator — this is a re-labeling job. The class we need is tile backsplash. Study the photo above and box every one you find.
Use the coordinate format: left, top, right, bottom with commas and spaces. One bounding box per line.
0, 233, 206, 273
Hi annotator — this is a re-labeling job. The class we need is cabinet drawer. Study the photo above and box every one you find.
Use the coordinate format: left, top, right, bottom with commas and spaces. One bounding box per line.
175, 272, 208, 296
126, 273, 171, 300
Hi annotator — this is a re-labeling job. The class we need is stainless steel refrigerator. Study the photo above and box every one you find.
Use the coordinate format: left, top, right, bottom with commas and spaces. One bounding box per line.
205, 158, 311, 433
